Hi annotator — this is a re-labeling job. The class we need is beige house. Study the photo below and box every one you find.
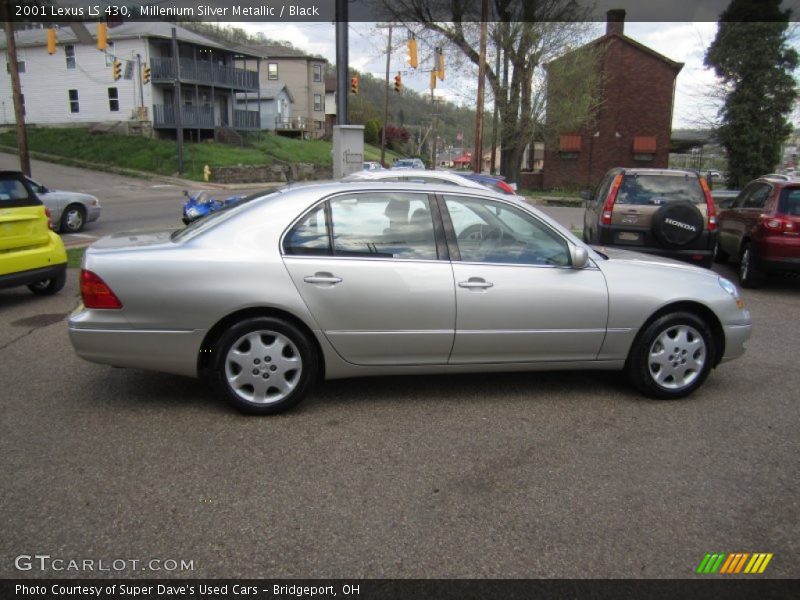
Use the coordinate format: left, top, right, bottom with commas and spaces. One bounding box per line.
237, 44, 327, 138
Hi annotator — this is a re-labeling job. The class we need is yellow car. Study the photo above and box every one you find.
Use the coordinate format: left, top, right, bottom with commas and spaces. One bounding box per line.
0, 170, 67, 295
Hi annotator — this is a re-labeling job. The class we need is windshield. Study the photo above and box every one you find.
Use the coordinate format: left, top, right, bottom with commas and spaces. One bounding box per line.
171, 189, 283, 241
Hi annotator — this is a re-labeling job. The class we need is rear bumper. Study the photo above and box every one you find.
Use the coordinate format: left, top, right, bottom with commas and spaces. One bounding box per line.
68, 314, 204, 378
0, 262, 67, 291
597, 226, 716, 266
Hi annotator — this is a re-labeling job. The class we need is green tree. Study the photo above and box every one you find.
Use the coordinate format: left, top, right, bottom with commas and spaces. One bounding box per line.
364, 119, 381, 144
704, 0, 798, 188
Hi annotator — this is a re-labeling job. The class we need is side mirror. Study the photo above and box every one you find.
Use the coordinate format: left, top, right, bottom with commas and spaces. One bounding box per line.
570, 245, 589, 269
579, 190, 592, 202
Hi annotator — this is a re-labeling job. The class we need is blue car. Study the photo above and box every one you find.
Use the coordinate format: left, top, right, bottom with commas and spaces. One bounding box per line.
460, 173, 517, 195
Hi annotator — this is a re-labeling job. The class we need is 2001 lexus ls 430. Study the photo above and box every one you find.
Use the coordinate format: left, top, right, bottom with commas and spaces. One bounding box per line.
68, 182, 752, 414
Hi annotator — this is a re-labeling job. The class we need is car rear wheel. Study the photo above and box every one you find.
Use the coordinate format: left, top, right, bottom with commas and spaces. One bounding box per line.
60, 204, 86, 233
27, 269, 67, 296
738, 242, 762, 288
210, 317, 317, 414
626, 312, 715, 399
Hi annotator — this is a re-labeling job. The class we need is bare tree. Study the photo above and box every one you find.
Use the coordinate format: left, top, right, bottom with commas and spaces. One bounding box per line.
380, 0, 597, 182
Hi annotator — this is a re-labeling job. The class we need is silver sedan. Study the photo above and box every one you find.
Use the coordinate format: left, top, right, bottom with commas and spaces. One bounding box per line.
68, 182, 752, 414
26, 176, 101, 233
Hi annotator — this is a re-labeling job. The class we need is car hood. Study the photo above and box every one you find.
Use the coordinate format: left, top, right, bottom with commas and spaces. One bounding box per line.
49, 190, 98, 202
90, 229, 176, 250
593, 246, 708, 273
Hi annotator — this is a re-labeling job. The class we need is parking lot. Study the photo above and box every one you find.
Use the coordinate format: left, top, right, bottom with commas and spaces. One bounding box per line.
2, 249, 799, 578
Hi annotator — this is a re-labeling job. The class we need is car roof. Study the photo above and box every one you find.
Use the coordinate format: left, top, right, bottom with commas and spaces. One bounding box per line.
615, 168, 700, 177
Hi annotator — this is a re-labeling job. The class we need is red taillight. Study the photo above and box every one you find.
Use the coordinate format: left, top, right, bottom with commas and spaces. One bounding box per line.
80, 270, 123, 309
496, 180, 515, 195
700, 177, 717, 231
760, 215, 799, 236
44, 207, 53, 230
601, 174, 623, 225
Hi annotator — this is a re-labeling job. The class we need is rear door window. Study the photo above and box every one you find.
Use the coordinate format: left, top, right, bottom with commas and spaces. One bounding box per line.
616, 174, 705, 205
778, 187, 800, 216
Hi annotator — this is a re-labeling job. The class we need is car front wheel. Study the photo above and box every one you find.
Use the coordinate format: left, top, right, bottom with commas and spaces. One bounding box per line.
626, 312, 715, 399
210, 316, 318, 414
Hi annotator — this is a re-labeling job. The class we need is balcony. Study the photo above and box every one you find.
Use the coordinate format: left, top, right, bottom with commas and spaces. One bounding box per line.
153, 104, 260, 131
150, 57, 259, 91
275, 116, 324, 139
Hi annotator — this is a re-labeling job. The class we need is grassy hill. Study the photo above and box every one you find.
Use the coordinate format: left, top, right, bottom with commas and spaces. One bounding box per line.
0, 127, 403, 181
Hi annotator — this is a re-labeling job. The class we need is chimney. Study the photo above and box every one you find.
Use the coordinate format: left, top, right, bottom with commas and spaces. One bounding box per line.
606, 9, 626, 36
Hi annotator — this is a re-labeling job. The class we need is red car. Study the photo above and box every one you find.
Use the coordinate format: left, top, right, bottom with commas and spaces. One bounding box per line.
716, 174, 800, 287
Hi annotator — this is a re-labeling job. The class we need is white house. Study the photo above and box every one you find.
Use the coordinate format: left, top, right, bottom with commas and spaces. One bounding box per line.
0, 22, 262, 138
235, 82, 294, 132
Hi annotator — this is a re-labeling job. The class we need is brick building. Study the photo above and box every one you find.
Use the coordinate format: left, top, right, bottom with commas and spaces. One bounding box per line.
542, 10, 683, 189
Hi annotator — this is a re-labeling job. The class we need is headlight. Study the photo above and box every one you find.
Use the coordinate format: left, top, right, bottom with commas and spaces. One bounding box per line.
719, 277, 746, 309
185, 206, 200, 218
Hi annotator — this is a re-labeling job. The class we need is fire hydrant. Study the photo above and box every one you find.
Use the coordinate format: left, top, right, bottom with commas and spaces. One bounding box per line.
203, 164, 211, 182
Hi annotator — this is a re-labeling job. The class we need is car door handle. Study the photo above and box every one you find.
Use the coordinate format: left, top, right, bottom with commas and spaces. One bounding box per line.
458, 277, 494, 290
304, 273, 342, 285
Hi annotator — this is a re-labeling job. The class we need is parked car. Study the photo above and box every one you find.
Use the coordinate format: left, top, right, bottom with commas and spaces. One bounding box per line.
69, 181, 751, 415
0, 170, 68, 295
343, 168, 499, 192
460, 172, 517, 195
582, 168, 718, 268
362, 161, 384, 171
392, 158, 426, 170
24, 176, 101, 233
715, 173, 800, 287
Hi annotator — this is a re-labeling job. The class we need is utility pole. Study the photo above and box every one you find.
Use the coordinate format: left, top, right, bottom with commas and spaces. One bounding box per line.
171, 28, 184, 174
377, 24, 393, 167
430, 91, 439, 169
2, 7, 31, 176
472, 0, 489, 174
335, 0, 348, 125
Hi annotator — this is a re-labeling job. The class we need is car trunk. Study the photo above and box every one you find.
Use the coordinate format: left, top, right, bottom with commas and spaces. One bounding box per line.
0, 206, 51, 252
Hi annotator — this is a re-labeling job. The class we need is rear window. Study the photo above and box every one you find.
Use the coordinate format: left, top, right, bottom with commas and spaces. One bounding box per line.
617, 174, 705, 205
0, 175, 39, 208
778, 187, 800, 216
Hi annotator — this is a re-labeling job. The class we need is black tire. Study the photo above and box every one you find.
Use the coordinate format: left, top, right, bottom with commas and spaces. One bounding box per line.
738, 242, 763, 289
209, 316, 318, 414
60, 204, 86, 233
713, 240, 728, 264
626, 311, 715, 400
28, 269, 67, 296
651, 201, 704, 249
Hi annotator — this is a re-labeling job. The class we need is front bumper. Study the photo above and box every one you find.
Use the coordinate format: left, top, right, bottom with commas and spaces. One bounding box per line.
87, 205, 102, 223
720, 323, 752, 363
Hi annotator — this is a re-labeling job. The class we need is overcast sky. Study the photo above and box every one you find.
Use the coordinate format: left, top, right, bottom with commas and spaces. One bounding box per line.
232, 21, 762, 130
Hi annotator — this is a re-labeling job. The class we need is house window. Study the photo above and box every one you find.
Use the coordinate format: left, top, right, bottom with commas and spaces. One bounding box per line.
313, 64, 322, 82
268, 63, 278, 80
65, 45, 75, 69
633, 135, 656, 161
104, 42, 115, 67
5, 61, 25, 73
108, 87, 119, 112
68, 89, 79, 113
558, 134, 581, 153
314, 93, 322, 112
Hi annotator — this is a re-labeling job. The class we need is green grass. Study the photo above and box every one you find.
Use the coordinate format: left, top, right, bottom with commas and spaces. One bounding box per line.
0, 128, 407, 180
66, 247, 85, 268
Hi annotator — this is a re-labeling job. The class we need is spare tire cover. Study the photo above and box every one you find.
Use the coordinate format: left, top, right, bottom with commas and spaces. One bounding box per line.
651, 201, 704, 248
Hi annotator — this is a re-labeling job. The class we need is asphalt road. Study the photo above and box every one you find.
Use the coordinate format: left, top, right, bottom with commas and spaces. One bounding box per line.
1, 159, 798, 579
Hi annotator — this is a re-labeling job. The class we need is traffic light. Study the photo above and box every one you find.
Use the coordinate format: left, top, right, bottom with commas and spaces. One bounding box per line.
113, 59, 122, 81
437, 47, 445, 81
394, 72, 402, 94
407, 34, 418, 69
350, 76, 359, 95
430, 70, 437, 90
97, 23, 108, 51
142, 66, 151, 84
46, 28, 57, 55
